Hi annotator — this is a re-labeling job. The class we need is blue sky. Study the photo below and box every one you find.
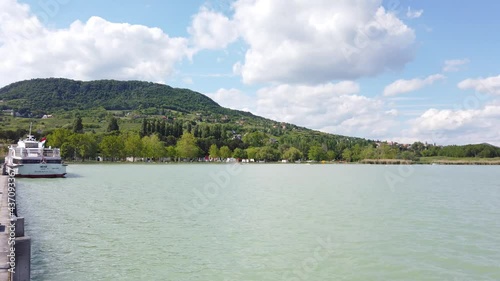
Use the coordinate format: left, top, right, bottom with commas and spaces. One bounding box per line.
2, 0, 500, 145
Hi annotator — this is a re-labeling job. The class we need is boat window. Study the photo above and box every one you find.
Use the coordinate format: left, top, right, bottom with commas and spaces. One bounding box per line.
25, 143, 38, 148
12, 159, 62, 164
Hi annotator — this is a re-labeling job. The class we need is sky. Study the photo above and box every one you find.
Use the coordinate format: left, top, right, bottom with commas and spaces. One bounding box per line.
1, 0, 500, 146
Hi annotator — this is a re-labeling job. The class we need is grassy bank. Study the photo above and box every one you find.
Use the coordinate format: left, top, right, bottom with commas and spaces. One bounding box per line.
418, 156, 500, 165
359, 159, 413, 165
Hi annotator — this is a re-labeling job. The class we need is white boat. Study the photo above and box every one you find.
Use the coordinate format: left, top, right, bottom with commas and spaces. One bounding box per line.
3, 130, 67, 178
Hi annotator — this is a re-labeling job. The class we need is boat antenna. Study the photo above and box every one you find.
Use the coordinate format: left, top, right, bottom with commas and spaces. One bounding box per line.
29, 122, 32, 136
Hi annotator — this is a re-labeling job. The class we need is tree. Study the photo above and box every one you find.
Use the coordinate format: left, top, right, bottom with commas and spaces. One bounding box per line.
165, 146, 177, 161
47, 128, 72, 148
165, 135, 177, 147
140, 118, 148, 137
256, 146, 280, 161
411, 141, 425, 156
100, 135, 124, 161
208, 144, 219, 159
68, 133, 98, 161
378, 143, 398, 159
233, 148, 247, 160
60, 142, 75, 159
246, 147, 259, 160
283, 147, 303, 162
478, 146, 496, 158
242, 131, 268, 147
342, 148, 353, 162
308, 145, 325, 161
326, 150, 336, 161
160, 120, 166, 136
193, 125, 200, 138
107, 117, 120, 132
147, 120, 153, 135
124, 132, 143, 162
142, 134, 165, 161
176, 132, 200, 160
351, 144, 362, 162
200, 125, 209, 138
360, 146, 376, 160
156, 120, 161, 134
213, 124, 222, 140
219, 146, 232, 159
73, 116, 83, 133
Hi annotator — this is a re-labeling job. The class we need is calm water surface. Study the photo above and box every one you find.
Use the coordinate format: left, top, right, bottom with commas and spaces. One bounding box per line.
16, 164, 500, 281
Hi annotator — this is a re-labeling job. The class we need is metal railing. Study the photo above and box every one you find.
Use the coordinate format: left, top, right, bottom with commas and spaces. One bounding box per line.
12, 148, 61, 158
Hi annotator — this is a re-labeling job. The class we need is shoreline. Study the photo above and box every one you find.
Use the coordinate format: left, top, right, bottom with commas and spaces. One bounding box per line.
62, 159, 500, 165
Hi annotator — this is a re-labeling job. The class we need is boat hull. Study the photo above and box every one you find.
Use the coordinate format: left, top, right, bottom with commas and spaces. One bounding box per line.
6, 164, 67, 178
15, 173, 66, 178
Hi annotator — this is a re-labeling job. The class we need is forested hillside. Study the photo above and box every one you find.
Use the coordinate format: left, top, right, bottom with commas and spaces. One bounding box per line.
0, 78, 239, 115
0, 78, 499, 163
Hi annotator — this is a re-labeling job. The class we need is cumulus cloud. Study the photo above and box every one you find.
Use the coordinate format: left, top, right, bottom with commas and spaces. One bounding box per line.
443, 59, 469, 72
458, 75, 500, 95
257, 82, 401, 138
0, 0, 190, 87
383, 74, 445, 96
385, 109, 399, 116
407, 103, 500, 145
231, 0, 416, 84
204, 88, 255, 112
0, 0, 44, 44
406, 7, 423, 19
188, 7, 238, 50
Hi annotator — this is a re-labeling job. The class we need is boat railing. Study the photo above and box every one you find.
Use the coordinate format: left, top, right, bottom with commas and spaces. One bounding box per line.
12, 147, 61, 158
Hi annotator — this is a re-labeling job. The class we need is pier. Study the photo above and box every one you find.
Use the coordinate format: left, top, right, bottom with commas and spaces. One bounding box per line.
0, 175, 31, 281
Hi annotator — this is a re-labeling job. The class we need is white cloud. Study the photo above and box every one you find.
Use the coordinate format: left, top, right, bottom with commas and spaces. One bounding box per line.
231, 0, 416, 84
443, 59, 469, 72
255, 82, 400, 138
205, 88, 255, 112
458, 75, 500, 95
406, 7, 423, 19
188, 7, 238, 50
0, 0, 190, 87
385, 109, 399, 116
406, 103, 500, 146
383, 74, 445, 96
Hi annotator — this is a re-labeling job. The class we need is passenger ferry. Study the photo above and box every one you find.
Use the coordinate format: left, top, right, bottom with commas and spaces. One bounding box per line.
2, 130, 67, 178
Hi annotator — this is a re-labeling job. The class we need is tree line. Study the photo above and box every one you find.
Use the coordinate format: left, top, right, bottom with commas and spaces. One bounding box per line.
32, 118, 499, 162
2, 117, 499, 162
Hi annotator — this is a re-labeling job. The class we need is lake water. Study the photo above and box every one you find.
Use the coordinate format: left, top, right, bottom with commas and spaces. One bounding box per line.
16, 164, 500, 281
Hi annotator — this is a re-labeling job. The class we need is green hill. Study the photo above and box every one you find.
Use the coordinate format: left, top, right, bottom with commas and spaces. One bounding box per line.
0, 78, 235, 114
